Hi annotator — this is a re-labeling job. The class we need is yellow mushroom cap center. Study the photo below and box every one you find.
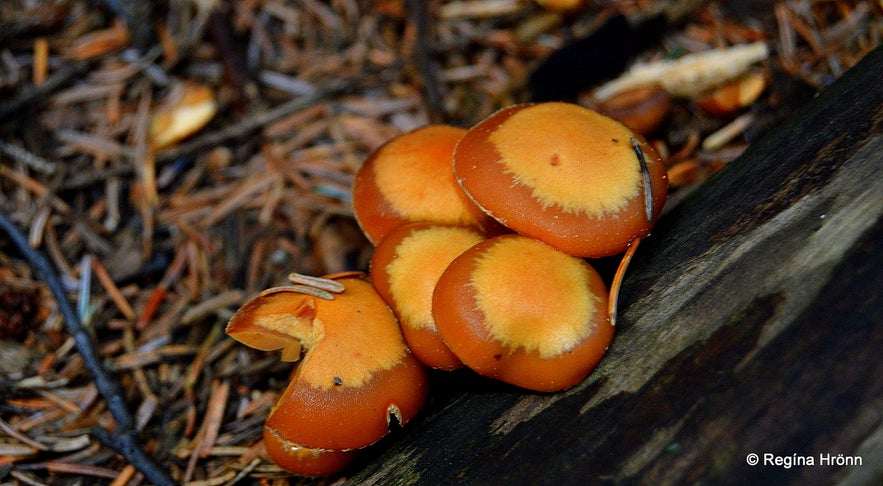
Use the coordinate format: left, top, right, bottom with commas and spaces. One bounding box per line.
374, 126, 474, 224
487, 102, 642, 216
297, 279, 407, 390
469, 237, 599, 358
386, 226, 485, 330
234, 279, 408, 391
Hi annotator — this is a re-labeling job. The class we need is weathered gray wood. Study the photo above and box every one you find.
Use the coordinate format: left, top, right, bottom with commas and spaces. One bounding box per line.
347, 45, 883, 485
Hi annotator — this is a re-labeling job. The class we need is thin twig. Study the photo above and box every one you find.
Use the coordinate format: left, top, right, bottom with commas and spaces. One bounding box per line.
609, 237, 642, 327
0, 211, 175, 486
0, 141, 57, 175
407, 0, 446, 123
630, 138, 655, 223
0, 60, 94, 122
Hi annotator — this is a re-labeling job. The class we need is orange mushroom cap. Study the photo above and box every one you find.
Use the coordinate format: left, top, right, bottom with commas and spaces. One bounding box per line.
535, 0, 588, 13
262, 429, 356, 477
595, 85, 671, 136
696, 71, 767, 117
352, 124, 497, 244
453, 102, 668, 258
432, 234, 613, 392
226, 273, 429, 453
371, 223, 487, 370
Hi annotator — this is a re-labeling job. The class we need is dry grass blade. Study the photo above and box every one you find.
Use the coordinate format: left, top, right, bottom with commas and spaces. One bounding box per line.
259, 284, 337, 301
287, 272, 347, 293
0, 141, 56, 174
0, 418, 50, 452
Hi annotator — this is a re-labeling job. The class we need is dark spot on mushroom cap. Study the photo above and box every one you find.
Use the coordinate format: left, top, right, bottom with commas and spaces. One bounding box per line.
549, 153, 561, 167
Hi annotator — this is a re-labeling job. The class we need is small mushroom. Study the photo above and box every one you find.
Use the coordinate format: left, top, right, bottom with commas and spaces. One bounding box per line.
371, 223, 487, 370
149, 82, 217, 150
696, 71, 767, 117
352, 124, 496, 244
432, 234, 613, 392
453, 102, 668, 258
594, 85, 671, 136
534, 0, 587, 12
226, 272, 428, 474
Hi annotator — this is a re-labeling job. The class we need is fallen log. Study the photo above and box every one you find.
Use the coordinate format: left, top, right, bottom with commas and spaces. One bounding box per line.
348, 44, 883, 485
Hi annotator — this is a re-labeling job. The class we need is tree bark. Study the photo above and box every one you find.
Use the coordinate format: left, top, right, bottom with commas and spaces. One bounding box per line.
349, 45, 883, 485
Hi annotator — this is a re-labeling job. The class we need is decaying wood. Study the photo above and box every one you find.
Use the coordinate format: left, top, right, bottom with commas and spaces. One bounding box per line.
349, 45, 883, 485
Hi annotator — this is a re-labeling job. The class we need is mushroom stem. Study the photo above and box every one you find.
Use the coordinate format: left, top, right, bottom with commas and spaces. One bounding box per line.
630, 137, 654, 223
608, 236, 642, 327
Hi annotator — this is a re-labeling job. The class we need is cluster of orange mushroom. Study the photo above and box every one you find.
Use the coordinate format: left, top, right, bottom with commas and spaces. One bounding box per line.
225, 102, 668, 476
